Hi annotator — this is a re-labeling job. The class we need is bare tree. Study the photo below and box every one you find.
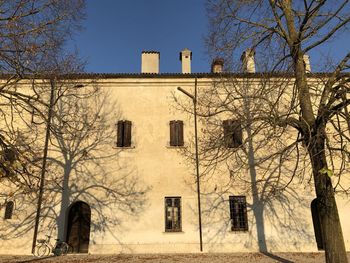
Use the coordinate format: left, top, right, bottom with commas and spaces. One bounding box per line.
0, 0, 86, 174
205, 1, 350, 262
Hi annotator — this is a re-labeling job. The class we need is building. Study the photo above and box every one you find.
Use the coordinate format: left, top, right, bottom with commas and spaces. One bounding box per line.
0, 49, 350, 255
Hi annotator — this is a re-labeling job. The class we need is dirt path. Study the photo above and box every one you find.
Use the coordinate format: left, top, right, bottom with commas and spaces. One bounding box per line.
1, 253, 349, 263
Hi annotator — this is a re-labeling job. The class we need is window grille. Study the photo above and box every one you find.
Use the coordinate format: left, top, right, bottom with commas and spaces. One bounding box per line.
165, 197, 181, 232
229, 196, 248, 231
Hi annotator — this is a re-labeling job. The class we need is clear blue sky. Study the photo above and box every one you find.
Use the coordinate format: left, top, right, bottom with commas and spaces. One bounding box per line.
66, 1, 350, 74
66, 0, 209, 73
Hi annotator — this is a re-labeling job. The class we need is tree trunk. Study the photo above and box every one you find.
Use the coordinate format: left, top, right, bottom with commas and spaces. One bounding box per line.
309, 129, 348, 263
290, 40, 348, 263
246, 121, 267, 252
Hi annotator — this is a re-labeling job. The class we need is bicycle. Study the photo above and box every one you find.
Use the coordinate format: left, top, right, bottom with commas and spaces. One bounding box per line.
34, 235, 70, 257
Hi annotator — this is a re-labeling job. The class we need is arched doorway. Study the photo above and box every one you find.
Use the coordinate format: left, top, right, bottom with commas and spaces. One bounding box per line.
66, 201, 91, 253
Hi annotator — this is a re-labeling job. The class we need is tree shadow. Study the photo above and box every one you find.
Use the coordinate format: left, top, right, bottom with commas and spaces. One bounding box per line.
261, 252, 294, 263
18, 255, 55, 263
0, 83, 150, 253
174, 76, 315, 258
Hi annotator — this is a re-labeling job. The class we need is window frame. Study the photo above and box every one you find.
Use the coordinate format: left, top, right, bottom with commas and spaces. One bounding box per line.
164, 196, 182, 232
229, 195, 248, 231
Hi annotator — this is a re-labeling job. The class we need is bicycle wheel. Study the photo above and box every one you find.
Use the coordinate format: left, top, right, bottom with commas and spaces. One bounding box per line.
35, 244, 50, 257
59, 242, 69, 255
67, 244, 74, 254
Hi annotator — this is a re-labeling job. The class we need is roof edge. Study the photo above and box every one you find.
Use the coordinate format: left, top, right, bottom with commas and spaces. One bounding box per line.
0, 72, 349, 80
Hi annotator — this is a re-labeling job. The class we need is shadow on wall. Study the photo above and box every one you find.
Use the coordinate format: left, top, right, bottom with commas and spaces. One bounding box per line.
184, 136, 315, 258
175, 77, 316, 259
0, 86, 150, 254
183, 127, 314, 258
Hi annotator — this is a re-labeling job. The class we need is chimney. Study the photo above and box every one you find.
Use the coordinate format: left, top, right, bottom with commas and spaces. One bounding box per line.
211, 58, 224, 73
241, 48, 256, 73
303, 54, 311, 72
141, 51, 160, 73
179, 48, 192, 74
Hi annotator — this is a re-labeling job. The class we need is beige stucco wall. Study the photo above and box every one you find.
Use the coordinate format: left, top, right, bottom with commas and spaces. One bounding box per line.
0, 76, 349, 254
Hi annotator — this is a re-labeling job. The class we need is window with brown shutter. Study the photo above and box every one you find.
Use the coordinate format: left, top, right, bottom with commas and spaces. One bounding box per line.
117, 120, 132, 147
229, 196, 248, 231
123, 120, 132, 147
4, 148, 17, 163
165, 197, 182, 232
223, 119, 242, 148
4, 201, 14, 220
117, 121, 124, 147
169, 120, 184, 146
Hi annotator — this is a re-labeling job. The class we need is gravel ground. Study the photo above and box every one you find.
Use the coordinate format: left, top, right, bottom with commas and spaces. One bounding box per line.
1, 253, 350, 263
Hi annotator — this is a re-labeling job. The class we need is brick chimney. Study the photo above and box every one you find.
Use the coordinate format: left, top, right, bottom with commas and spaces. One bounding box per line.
141, 51, 160, 73
179, 48, 192, 74
241, 48, 256, 73
211, 58, 224, 73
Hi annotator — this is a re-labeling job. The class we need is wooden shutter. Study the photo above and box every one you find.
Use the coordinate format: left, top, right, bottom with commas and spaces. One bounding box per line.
311, 198, 324, 250
4, 148, 16, 163
123, 120, 132, 147
170, 121, 177, 146
223, 120, 234, 148
232, 121, 243, 147
177, 121, 184, 146
223, 120, 242, 148
117, 121, 124, 147
4, 201, 14, 219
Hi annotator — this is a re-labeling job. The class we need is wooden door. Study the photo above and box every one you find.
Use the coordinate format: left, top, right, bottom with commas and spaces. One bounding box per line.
66, 201, 91, 253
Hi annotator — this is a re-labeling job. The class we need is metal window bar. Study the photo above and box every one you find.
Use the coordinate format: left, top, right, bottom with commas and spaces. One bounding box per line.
229, 196, 248, 231
165, 197, 181, 232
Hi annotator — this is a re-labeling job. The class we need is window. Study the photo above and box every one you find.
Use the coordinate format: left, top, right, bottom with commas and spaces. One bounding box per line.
4, 201, 14, 220
2, 147, 16, 163
311, 198, 324, 250
1, 147, 17, 177
169, 120, 184, 146
165, 197, 181, 232
117, 120, 132, 147
229, 196, 248, 231
223, 120, 242, 148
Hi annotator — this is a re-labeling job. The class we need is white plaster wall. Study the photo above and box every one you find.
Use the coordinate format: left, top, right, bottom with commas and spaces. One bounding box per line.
0, 76, 350, 254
